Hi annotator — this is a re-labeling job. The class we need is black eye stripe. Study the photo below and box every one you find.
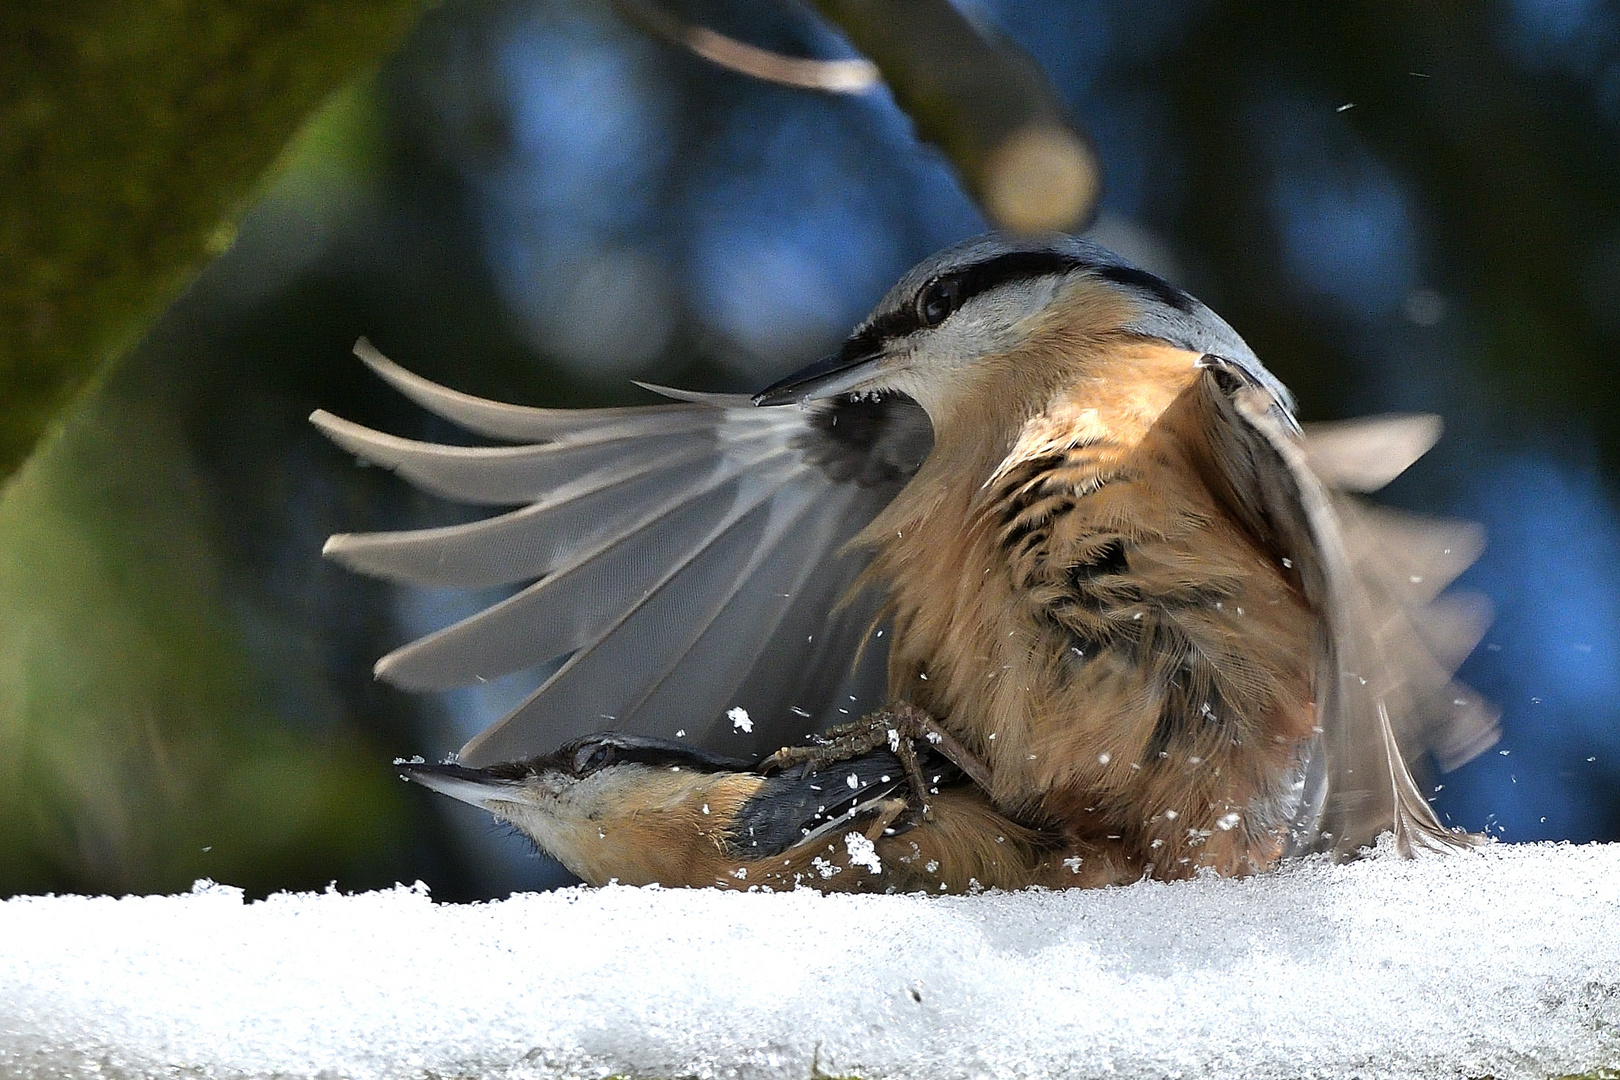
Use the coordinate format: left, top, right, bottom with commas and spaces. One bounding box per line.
942, 250, 1092, 310
839, 251, 1084, 363
1093, 263, 1195, 314
544, 733, 754, 777
840, 251, 1188, 363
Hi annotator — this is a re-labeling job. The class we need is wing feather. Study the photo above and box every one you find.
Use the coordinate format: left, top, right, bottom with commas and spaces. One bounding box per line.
317, 342, 930, 766
353, 337, 730, 442
608, 485, 860, 748
309, 409, 749, 506
373, 458, 802, 690
460, 477, 830, 762
1191, 360, 1497, 857
615, 487, 896, 757
1301, 414, 1442, 492
321, 430, 783, 588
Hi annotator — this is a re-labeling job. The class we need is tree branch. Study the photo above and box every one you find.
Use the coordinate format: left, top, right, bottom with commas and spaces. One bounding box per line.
806, 0, 1101, 234
614, 0, 880, 92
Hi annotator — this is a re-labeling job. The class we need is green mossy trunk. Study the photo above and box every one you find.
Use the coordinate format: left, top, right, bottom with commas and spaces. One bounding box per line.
1, 0, 433, 484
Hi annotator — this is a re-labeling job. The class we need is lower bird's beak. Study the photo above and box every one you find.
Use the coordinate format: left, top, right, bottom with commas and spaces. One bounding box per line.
753, 346, 885, 406
398, 761, 520, 811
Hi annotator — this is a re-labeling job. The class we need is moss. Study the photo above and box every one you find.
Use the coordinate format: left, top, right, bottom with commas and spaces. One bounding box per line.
0, 0, 433, 484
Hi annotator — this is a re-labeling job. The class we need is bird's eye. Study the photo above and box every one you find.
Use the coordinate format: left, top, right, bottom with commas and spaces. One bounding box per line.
914, 276, 962, 328
573, 741, 616, 776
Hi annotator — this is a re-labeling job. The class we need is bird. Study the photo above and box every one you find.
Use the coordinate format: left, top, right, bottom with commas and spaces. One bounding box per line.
313, 231, 1499, 888
398, 731, 1074, 892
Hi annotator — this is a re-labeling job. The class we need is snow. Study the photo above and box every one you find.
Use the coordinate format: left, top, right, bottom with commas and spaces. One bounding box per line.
844, 831, 883, 874
2, 842, 1617, 1080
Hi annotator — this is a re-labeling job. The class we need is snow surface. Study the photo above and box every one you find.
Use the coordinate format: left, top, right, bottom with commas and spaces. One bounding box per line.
2, 841, 1617, 1080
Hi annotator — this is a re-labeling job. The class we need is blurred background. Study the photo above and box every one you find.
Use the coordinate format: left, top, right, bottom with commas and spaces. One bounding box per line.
3, 0, 1618, 900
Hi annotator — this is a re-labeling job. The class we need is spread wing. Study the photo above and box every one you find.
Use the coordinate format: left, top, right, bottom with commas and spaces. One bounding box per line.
1190, 358, 1499, 857
313, 340, 931, 766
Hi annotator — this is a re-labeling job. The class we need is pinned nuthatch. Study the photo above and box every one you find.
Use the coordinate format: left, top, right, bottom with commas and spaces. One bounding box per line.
317, 232, 1499, 889
400, 731, 1075, 892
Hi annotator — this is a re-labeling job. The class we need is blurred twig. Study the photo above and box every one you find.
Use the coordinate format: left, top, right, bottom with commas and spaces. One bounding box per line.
0, 0, 434, 489
807, 0, 1100, 234
614, 0, 1100, 234
615, 0, 879, 92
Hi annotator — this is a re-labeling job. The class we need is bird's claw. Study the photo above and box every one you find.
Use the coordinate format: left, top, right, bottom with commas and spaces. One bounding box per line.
761, 702, 993, 819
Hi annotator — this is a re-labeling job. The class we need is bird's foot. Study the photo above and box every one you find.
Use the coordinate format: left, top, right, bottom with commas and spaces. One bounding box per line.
761, 702, 992, 818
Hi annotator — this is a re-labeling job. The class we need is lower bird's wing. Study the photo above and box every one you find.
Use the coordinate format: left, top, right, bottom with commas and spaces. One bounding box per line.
727, 751, 912, 859
313, 340, 931, 766
1189, 358, 1498, 858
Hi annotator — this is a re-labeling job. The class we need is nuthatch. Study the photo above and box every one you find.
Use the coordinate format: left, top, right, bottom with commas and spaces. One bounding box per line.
399, 731, 1075, 892
316, 232, 1498, 888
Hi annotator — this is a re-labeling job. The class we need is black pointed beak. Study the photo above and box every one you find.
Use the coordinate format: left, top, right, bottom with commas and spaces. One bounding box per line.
752, 342, 884, 406
398, 760, 521, 808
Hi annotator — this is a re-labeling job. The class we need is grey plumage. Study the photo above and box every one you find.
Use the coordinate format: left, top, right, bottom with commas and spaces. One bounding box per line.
316, 343, 926, 766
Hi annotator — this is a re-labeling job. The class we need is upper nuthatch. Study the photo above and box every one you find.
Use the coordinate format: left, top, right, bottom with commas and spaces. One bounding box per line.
400, 731, 1072, 892
316, 232, 1498, 888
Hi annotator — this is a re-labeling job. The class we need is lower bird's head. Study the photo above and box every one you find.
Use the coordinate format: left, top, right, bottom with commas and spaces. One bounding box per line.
398, 734, 755, 885
753, 232, 1287, 429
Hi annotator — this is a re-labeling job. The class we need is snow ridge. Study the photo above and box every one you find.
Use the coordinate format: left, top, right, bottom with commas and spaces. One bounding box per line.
1, 841, 1616, 1080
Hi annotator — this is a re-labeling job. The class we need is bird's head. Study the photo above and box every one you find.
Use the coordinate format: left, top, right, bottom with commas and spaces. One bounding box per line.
398, 733, 755, 885
753, 232, 1289, 431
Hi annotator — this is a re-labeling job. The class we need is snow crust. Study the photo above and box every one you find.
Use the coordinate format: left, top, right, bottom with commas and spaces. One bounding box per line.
2, 841, 1616, 1080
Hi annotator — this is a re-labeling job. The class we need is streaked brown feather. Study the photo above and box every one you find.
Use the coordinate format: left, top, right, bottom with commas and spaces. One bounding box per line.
853, 277, 1493, 877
